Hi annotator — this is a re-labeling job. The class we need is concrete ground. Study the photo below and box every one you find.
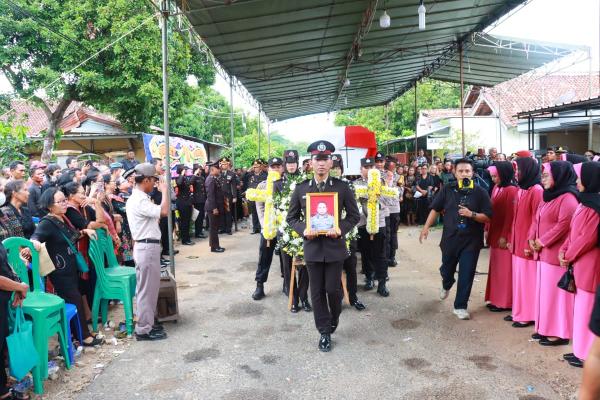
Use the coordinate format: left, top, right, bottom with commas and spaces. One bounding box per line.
70, 225, 582, 400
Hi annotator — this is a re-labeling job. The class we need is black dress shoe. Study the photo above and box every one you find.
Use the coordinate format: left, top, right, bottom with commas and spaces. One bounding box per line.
211, 247, 225, 253
488, 305, 511, 312
195, 233, 207, 239
350, 299, 366, 311
364, 280, 374, 291
250, 231, 259, 235
318, 334, 331, 352
388, 259, 398, 267
218, 230, 226, 234
377, 281, 390, 297
290, 304, 300, 313
135, 330, 167, 341
539, 337, 569, 346
252, 283, 265, 300
504, 315, 513, 322
563, 353, 578, 361
568, 357, 584, 368
182, 241, 195, 246
226, 231, 233, 235
302, 300, 312, 312
152, 323, 164, 332
331, 317, 339, 333
531, 333, 545, 340
512, 321, 534, 328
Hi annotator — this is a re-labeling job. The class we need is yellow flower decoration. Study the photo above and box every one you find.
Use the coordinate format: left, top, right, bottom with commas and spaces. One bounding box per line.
261, 170, 281, 240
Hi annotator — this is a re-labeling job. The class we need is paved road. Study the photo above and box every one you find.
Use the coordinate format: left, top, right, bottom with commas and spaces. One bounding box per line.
76, 227, 582, 400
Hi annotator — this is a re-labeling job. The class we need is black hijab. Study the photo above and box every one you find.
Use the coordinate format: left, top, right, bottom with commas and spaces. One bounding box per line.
543, 160, 579, 203
515, 157, 540, 190
494, 161, 516, 187
566, 153, 588, 164
578, 162, 600, 246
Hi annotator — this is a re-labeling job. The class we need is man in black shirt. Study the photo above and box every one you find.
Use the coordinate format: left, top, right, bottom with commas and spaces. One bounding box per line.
247, 159, 267, 234
419, 158, 492, 320
580, 286, 600, 400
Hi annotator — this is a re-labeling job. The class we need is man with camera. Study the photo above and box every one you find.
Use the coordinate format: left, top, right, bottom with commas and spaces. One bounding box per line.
419, 158, 492, 320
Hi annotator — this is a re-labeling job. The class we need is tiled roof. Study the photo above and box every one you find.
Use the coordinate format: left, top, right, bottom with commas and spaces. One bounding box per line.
5, 100, 121, 137
474, 73, 600, 127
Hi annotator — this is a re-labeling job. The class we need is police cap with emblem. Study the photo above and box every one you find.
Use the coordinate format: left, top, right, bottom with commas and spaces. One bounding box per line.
219, 157, 231, 164
307, 140, 335, 160
268, 157, 283, 167
283, 150, 299, 164
374, 152, 385, 162
252, 158, 262, 167
361, 158, 375, 167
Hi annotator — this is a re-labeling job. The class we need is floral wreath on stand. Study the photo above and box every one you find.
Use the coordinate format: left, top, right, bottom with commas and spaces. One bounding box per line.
275, 172, 311, 259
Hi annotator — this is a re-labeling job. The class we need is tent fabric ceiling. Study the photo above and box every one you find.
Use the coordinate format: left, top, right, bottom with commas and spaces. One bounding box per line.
181, 0, 583, 121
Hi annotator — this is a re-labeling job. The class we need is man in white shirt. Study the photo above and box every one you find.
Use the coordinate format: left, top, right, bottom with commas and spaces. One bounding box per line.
126, 163, 170, 341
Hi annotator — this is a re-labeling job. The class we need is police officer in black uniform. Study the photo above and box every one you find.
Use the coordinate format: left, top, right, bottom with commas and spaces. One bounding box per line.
192, 163, 207, 239
331, 154, 366, 311
205, 162, 226, 253
287, 141, 360, 352
175, 164, 195, 246
218, 157, 238, 235
251, 157, 284, 300
247, 158, 267, 234
276, 150, 311, 313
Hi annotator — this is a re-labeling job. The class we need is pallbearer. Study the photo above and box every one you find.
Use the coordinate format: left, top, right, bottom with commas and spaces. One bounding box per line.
528, 161, 578, 345
331, 154, 365, 311
509, 155, 543, 328
560, 161, 600, 367
287, 141, 360, 352
385, 156, 402, 267
485, 162, 518, 312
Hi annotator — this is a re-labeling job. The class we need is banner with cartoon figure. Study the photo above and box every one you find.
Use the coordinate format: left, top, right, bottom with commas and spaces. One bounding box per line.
142, 133, 207, 168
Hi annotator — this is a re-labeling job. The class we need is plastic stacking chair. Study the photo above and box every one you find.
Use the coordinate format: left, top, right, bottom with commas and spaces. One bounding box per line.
88, 230, 136, 336
2, 237, 71, 395
64, 303, 83, 363
98, 229, 136, 294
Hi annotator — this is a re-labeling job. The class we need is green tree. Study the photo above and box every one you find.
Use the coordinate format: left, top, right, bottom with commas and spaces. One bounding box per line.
1, 0, 214, 161
335, 80, 462, 144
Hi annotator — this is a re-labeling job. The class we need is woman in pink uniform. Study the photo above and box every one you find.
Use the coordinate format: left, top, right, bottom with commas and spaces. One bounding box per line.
529, 161, 578, 346
485, 162, 518, 312
560, 161, 600, 367
509, 156, 543, 328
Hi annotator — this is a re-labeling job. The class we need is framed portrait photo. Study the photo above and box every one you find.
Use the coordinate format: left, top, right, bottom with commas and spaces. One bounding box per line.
306, 192, 339, 235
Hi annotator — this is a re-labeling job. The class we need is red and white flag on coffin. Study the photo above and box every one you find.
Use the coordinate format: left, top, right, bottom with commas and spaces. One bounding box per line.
323, 125, 378, 175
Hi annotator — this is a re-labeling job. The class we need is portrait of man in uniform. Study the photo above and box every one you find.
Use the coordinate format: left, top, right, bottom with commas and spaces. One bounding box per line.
306, 192, 339, 234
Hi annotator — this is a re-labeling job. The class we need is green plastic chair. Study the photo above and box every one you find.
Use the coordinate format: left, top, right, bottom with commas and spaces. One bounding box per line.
2, 237, 71, 395
98, 229, 136, 293
88, 230, 136, 335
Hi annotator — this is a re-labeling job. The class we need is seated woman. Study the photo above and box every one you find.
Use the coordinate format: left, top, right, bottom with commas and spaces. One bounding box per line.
0, 242, 29, 399
30, 187, 103, 347
111, 177, 134, 266
1, 179, 35, 239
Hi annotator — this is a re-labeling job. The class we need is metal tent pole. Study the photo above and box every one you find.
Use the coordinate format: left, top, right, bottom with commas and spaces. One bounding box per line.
257, 104, 261, 158
267, 120, 271, 157
161, 0, 175, 276
229, 78, 238, 232
414, 81, 418, 159
459, 44, 466, 157
588, 51, 594, 150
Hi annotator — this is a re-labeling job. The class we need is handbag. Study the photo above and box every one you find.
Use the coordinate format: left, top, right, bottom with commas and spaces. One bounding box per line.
7, 305, 39, 381
557, 265, 576, 293
58, 230, 89, 273
191, 207, 200, 222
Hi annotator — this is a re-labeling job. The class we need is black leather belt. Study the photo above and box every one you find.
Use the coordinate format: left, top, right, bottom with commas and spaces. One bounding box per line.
137, 239, 160, 244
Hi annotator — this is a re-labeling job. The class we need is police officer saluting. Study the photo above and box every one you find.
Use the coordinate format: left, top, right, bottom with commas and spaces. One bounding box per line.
287, 141, 360, 352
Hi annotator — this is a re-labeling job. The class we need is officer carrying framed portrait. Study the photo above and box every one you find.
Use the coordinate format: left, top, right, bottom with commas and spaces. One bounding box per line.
306, 192, 339, 234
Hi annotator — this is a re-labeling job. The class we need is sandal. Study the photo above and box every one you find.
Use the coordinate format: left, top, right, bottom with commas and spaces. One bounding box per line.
82, 336, 104, 347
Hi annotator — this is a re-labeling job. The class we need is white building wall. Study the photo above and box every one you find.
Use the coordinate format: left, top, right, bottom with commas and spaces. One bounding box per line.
442, 117, 527, 155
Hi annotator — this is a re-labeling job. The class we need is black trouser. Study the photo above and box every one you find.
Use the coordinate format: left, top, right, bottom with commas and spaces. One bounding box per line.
306, 260, 344, 334
281, 252, 309, 304
249, 201, 260, 232
255, 235, 278, 283
0, 297, 8, 395
177, 202, 193, 243
208, 213, 221, 249
358, 226, 387, 281
343, 241, 358, 302
416, 198, 429, 225
193, 202, 206, 236
439, 247, 481, 310
159, 211, 176, 256
52, 281, 92, 339
221, 198, 233, 233
384, 216, 391, 265
388, 212, 400, 262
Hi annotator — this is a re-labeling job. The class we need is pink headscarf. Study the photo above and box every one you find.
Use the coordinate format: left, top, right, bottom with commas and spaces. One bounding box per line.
487, 165, 498, 177
542, 162, 552, 174
573, 163, 583, 179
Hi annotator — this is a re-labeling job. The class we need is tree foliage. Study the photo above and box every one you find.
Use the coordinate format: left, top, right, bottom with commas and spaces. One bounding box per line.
0, 0, 214, 161
335, 80, 462, 145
